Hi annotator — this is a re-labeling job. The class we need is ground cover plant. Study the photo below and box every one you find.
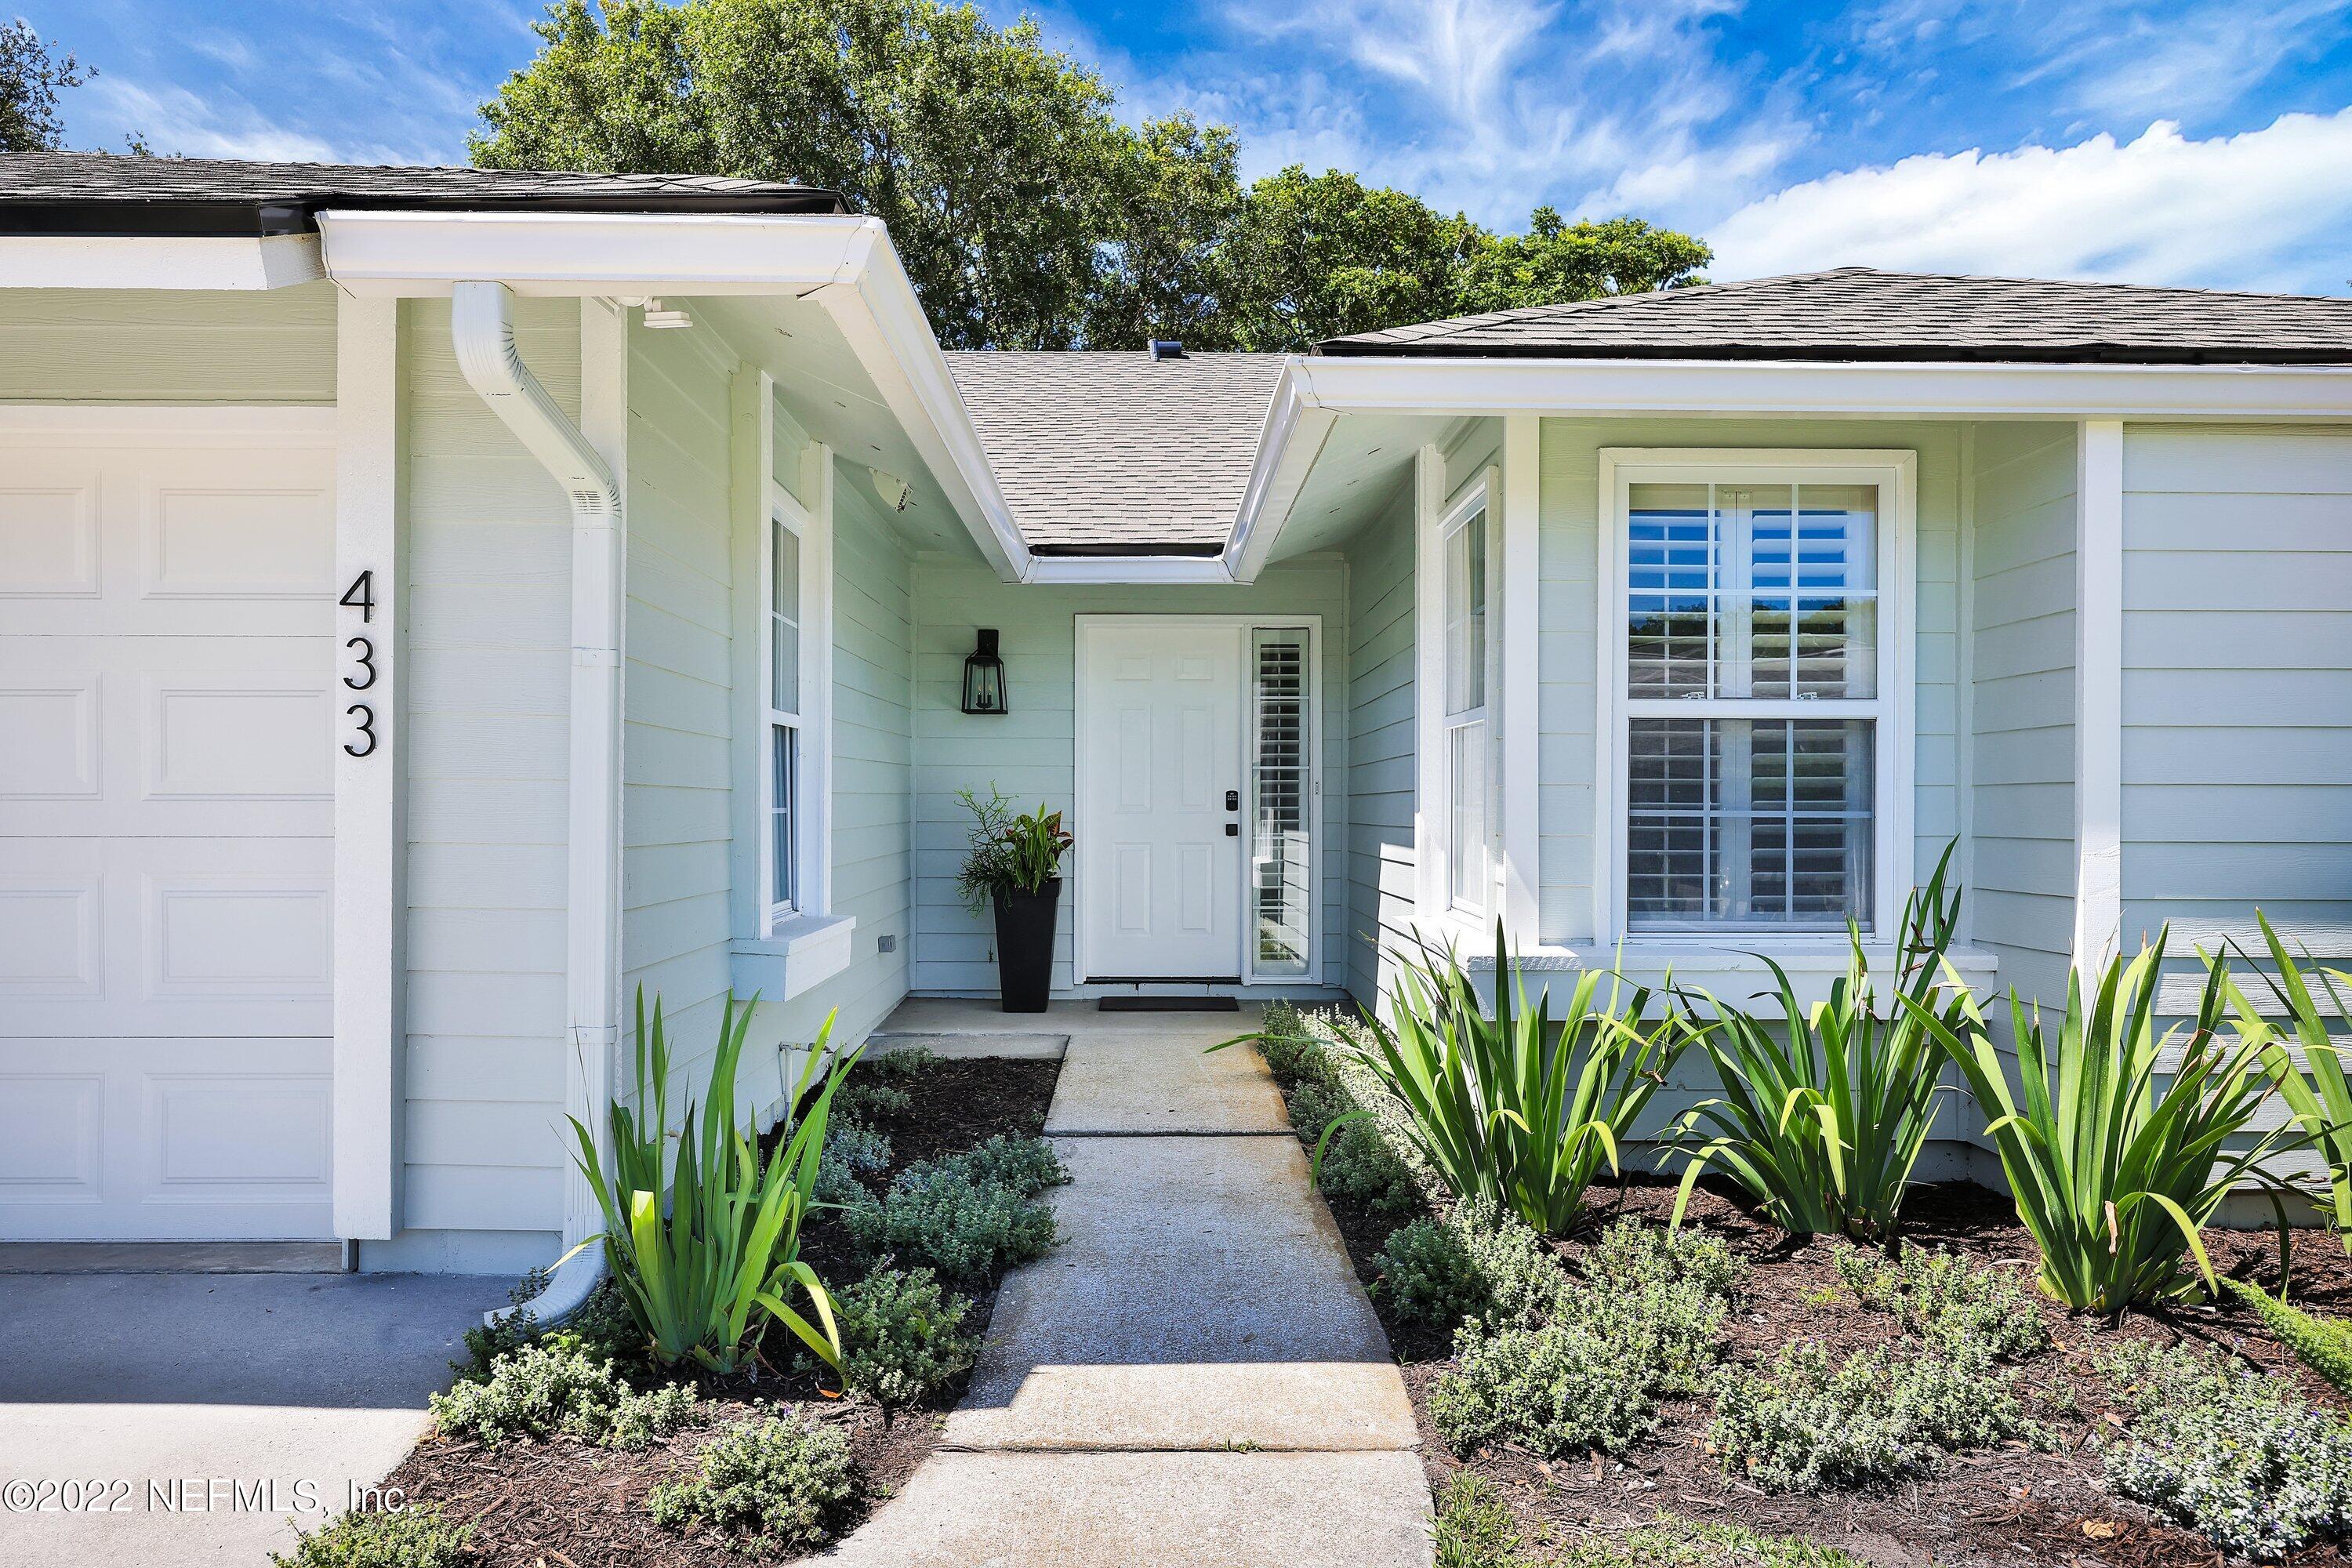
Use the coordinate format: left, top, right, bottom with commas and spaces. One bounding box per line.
1665, 846, 1973, 1243
270, 1504, 475, 1568
1254, 994, 2352, 1568
376, 1037, 1068, 1568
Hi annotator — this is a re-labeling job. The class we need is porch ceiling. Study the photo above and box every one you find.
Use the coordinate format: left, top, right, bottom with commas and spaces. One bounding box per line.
1269, 410, 1446, 557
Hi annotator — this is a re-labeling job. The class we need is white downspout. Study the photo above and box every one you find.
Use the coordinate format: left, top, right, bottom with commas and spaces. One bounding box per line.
452, 280, 622, 1325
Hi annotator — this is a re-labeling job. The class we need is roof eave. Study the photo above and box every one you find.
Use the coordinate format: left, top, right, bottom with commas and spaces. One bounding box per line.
1312, 339, 2352, 366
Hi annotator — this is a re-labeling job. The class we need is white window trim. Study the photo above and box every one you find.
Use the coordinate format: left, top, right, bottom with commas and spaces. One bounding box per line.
1592, 447, 1917, 947
727, 368, 848, 1001
1414, 456, 1504, 937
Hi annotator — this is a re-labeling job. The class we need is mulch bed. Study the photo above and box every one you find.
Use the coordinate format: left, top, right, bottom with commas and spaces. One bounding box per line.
1310, 1125, 2352, 1568
380, 1051, 1063, 1567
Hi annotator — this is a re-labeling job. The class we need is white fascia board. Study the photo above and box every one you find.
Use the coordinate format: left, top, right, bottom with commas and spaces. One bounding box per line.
1025, 555, 1236, 584
0, 231, 323, 289
315, 209, 1029, 579
1290, 354, 2352, 422
1225, 358, 1335, 583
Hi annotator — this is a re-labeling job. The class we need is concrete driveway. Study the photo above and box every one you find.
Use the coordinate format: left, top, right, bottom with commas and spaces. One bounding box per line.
0, 1268, 507, 1566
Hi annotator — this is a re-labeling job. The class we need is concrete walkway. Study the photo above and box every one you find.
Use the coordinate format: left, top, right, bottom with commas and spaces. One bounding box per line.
0, 1269, 504, 1566
826, 1000, 1432, 1568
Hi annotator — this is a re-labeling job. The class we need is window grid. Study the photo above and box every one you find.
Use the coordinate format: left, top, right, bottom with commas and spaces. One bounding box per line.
1443, 500, 1490, 916
768, 511, 804, 916
1623, 477, 1882, 934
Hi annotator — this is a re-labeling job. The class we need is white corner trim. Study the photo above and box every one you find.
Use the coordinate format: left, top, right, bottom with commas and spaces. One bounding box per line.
316, 209, 1030, 586
451, 283, 626, 1254
728, 367, 775, 944
1499, 416, 1541, 942
1411, 445, 1448, 920
331, 296, 403, 1243
2073, 419, 2125, 966
731, 914, 859, 1003
0, 232, 324, 289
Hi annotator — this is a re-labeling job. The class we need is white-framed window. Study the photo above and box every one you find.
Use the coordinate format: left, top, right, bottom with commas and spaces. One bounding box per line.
1598, 449, 1914, 940
1443, 487, 1492, 916
767, 506, 804, 916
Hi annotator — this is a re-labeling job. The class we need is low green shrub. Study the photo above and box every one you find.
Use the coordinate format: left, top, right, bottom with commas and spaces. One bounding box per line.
428, 1336, 699, 1449
452, 1271, 644, 1383
1316, 1113, 1422, 1216
1833, 1243, 2049, 1359
2224, 1277, 2352, 1399
1376, 1218, 1486, 1335
1431, 1471, 1534, 1568
1579, 1218, 1744, 1303
648, 1411, 858, 1556
830, 1266, 978, 1406
1433, 1212, 1737, 1457
866, 1044, 938, 1078
2097, 1338, 2352, 1559
270, 1504, 474, 1568
1253, 1000, 1324, 1081
946, 1133, 1070, 1197
1708, 1339, 2036, 1492
824, 1115, 893, 1182
1434, 1315, 1658, 1458
1555, 1515, 1867, 1568
845, 1164, 1059, 1291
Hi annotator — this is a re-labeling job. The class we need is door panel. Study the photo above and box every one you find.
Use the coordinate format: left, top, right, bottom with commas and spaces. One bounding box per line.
0, 430, 334, 1241
1078, 620, 1243, 979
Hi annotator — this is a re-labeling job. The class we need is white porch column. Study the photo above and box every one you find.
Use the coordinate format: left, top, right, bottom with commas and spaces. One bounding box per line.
1411, 443, 1447, 920
331, 294, 405, 1241
1497, 415, 1542, 943
2072, 418, 2125, 966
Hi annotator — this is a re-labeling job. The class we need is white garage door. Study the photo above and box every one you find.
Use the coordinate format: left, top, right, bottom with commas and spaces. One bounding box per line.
0, 412, 336, 1240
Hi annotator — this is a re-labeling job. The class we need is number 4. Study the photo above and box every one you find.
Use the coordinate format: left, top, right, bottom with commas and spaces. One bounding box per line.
339, 570, 375, 623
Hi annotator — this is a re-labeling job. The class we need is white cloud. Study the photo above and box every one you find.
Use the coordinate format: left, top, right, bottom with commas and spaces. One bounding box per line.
85, 77, 353, 162
1708, 111, 2352, 292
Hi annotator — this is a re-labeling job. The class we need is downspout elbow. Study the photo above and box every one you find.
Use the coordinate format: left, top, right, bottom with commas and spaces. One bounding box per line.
451, 281, 621, 523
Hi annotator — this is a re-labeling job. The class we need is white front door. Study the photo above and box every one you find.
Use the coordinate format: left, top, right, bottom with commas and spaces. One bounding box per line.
1077, 619, 1244, 980
0, 423, 337, 1240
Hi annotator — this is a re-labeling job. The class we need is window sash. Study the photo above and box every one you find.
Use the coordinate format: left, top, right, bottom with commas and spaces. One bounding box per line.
1612, 465, 1898, 937
765, 507, 805, 918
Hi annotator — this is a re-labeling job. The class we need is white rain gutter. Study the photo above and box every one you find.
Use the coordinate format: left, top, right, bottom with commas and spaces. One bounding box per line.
450, 279, 619, 1327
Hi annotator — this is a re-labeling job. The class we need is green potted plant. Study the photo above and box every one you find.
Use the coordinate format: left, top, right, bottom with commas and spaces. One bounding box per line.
956, 786, 1073, 1012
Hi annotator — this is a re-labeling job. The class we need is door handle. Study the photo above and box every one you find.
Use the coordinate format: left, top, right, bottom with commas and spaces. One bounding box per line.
1225, 789, 1239, 811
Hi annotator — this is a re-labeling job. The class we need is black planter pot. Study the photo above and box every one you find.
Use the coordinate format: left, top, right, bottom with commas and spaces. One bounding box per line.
991, 878, 1062, 1013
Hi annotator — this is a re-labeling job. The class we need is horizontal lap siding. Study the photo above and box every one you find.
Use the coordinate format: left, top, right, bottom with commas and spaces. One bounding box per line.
907, 557, 1348, 996
0, 285, 336, 401
401, 296, 580, 1243
1537, 419, 1965, 946
2121, 426, 2352, 959
1969, 423, 2078, 1013
1346, 485, 1416, 1011
622, 331, 916, 1120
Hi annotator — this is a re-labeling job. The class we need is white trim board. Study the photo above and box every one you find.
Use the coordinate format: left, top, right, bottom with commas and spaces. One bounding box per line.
1592, 447, 1918, 945
2072, 419, 2125, 965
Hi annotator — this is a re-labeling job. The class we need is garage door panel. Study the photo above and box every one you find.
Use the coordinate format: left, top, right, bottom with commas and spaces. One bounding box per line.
0, 1038, 332, 1240
2, 423, 337, 1242
2, 837, 329, 1037
0, 450, 103, 601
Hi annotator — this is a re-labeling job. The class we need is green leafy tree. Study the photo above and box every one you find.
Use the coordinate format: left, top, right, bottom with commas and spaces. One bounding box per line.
1, 18, 88, 152
474, 0, 1711, 350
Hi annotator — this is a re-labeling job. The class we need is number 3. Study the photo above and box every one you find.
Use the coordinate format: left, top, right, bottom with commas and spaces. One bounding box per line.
344, 636, 377, 691
345, 704, 376, 758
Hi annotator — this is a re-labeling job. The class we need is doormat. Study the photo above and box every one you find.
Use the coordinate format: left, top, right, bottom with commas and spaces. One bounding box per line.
1098, 996, 1241, 1012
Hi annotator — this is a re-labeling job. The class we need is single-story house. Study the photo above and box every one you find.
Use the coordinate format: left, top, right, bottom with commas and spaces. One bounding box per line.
5, 152, 2351, 1288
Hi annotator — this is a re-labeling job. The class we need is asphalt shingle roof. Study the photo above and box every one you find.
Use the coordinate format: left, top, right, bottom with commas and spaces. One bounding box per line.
1317, 266, 2352, 365
0, 151, 844, 233
946, 350, 1283, 554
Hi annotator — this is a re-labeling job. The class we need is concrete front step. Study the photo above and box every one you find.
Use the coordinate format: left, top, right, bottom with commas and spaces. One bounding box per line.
818, 1450, 1435, 1568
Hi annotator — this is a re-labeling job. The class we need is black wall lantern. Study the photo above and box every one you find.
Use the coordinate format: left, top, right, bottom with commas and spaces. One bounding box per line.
960, 628, 1007, 714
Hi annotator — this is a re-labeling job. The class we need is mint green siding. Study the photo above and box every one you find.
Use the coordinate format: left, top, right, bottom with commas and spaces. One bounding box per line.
908, 554, 1350, 996
0, 285, 337, 402
1345, 485, 1417, 1009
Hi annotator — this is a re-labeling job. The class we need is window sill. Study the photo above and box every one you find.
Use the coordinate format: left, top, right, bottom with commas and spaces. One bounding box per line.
730, 913, 857, 1004
1459, 938, 2000, 1012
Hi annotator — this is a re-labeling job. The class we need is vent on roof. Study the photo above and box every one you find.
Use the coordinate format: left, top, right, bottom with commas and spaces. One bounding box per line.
1148, 339, 1185, 360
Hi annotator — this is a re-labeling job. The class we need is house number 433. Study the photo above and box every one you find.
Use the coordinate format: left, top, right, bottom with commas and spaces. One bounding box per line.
339, 570, 380, 758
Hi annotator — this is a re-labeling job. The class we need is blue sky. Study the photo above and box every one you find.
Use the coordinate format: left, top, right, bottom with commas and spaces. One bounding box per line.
29, 0, 2352, 292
